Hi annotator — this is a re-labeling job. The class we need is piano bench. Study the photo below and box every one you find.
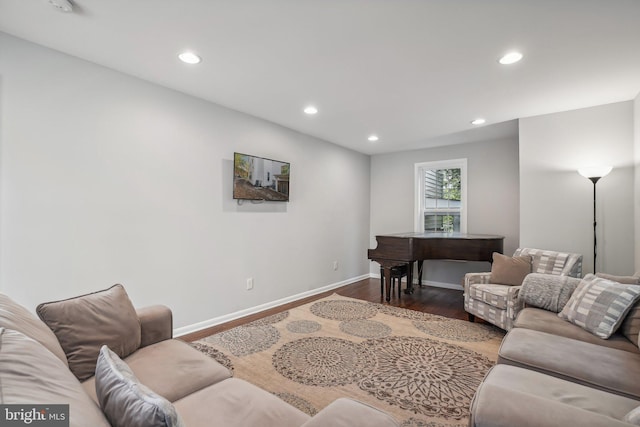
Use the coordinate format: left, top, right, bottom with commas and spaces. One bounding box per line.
380, 264, 409, 299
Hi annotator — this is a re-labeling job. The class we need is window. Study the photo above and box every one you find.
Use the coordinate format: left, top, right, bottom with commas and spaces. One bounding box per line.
415, 159, 467, 233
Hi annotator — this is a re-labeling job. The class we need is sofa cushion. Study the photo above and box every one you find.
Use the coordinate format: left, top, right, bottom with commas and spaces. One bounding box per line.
0, 327, 110, 427
514, 308, 639, 353
37, 284, 142, 381
490, 252, 531, 286
83, 338, 232, 403
558, 274, 640, 339
95, 346, 185, 427
519, 274, 580, 313
300, 398, 400, 427
498, 328, 640, 399
173, 378, 310, 427
468, 284, 511, 309
0, 293, 68, 365
470, 365, 639, 427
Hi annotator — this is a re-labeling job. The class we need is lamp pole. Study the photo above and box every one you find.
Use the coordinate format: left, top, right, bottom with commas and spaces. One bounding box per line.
588, 176, 600, 273
578, 166, 612, 274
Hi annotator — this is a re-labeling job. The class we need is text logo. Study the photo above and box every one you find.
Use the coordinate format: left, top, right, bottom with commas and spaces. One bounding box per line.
0, 405, 69, 426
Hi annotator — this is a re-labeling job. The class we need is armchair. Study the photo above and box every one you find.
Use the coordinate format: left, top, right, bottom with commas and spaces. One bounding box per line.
463, 248, 582, 330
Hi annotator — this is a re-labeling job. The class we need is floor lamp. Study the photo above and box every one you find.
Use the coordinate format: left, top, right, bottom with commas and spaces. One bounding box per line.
578, 166, 612, 274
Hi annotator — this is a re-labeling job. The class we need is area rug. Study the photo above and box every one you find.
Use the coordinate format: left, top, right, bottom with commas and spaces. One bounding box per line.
191, 293, 505, 427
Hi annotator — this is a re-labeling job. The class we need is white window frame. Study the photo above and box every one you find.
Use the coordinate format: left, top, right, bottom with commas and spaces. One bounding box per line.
414, 159, 468, 233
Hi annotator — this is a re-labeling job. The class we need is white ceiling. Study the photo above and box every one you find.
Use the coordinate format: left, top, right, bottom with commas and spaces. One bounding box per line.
1, 0, 639, 155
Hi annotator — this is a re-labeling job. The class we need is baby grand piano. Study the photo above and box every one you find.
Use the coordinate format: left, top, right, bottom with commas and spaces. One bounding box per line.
368, 232, 504, 302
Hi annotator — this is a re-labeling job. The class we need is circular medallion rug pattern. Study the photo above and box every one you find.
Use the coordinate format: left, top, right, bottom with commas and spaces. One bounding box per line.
204, 324, 280, 357
248, 311, 290, 326
339, 319, 392, 339
358, 336, 494, 420
310, 300, 379, 320
287, 320, 322, 334
272, 336, 376, 386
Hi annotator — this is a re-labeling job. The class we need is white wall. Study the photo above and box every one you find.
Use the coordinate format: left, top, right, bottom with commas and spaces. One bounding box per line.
0, 33, 371, 331
370, 137, 520, 286
635, 92, 640, 272
519, 101, 635, 275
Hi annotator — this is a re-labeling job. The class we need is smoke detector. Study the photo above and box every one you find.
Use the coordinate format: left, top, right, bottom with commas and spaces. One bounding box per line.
48, 0, 73, 13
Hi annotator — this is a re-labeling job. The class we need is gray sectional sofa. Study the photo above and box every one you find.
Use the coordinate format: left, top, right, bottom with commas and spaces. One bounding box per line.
0, 285, 399, 427
469, 273, 640, 427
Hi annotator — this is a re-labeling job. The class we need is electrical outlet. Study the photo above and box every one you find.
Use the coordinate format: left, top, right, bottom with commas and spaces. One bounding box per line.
246, 277, 254, 290
333, 261, 339, 271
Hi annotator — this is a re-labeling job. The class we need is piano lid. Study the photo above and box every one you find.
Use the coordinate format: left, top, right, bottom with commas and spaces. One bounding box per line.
377, 232, 504, 240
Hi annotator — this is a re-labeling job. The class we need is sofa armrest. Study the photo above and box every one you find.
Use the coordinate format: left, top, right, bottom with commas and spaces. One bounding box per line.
136, 305, 173, 348
300, 398, 399, 427
464, 272, 493, 295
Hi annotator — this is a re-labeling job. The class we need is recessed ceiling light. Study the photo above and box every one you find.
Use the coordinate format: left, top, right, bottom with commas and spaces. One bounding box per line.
368, 135, 379, 142
499, 51, 523, 65
303, 106, 318, 115
471, 118, 486, 125
178, 52, 201, 65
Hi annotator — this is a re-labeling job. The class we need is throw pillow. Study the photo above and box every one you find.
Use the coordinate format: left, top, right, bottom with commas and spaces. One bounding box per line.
519, 274, 580, 313
490, 252, 532, 286
36, 284, 141, 381
558, 274, 640, 339
595, 274, 640, 346
624, 406, 640, 425
95, 346, 185, 427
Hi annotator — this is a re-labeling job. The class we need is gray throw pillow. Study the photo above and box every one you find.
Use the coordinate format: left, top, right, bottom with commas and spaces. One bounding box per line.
558, 274, 640, 339
519, 274, 580, 313
37, 284, 141, 381
95, 346, 185, 427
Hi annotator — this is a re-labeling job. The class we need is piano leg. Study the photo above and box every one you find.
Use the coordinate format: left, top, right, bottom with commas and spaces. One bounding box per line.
417, 260, 424, 287
405, 262, 414, 294
383, 267, 393, 302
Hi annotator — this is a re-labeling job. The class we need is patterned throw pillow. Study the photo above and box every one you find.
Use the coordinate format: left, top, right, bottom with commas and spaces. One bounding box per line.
558, 274, 640, 339
95, 346, 185, 427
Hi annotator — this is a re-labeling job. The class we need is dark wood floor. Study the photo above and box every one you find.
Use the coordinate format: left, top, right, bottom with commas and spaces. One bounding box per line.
181, 278, 469, 342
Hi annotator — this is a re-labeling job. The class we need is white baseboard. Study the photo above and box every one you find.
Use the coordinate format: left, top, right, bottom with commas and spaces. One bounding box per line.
369, 273, 463, 291
174, 274, 370, 338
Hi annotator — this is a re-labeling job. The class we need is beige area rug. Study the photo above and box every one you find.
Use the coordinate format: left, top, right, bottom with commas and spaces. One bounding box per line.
192, 294, 505, 427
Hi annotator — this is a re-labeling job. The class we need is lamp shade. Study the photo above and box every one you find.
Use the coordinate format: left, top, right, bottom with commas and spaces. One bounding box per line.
578, 166, 613, 179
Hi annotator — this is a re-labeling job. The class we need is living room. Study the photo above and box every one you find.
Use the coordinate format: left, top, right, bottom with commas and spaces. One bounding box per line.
1, 0, 638, 334
1, 2, 640, 425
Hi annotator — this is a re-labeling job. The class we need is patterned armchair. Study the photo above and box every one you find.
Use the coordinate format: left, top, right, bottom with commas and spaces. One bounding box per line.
463, 248, 583, 331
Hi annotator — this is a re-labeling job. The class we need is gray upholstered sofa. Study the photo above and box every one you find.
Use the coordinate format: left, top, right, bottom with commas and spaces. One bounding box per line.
469, 273, 640, 427
0, 286, 399, 427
